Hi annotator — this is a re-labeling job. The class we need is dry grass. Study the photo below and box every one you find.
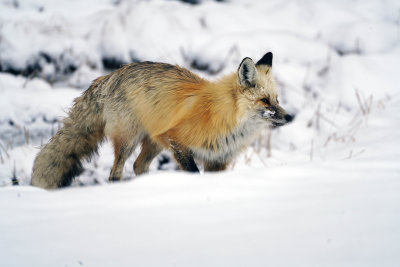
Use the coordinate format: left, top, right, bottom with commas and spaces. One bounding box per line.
249, 82, 392, 165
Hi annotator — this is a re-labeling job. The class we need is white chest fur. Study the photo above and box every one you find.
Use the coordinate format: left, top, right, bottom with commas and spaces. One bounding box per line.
191, 116, 264, 162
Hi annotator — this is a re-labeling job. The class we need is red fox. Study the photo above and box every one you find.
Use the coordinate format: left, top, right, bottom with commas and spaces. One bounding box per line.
31, 52, 293, 189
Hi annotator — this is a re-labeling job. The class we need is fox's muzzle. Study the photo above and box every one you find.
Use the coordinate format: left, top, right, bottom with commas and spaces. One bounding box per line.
267, 105, 294, 127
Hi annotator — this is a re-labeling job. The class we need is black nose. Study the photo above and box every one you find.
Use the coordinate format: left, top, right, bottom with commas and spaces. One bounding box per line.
284, 114, 294, 122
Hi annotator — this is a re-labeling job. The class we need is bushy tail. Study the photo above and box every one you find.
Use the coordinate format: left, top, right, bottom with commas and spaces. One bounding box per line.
31, 76, 107, 189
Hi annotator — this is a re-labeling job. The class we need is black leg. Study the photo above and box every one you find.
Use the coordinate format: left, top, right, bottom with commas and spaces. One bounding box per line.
170, 142, 199, 173
204, 161, 228, 172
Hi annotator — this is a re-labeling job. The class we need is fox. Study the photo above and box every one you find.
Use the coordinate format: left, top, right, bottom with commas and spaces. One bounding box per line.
31, 52, 293, 189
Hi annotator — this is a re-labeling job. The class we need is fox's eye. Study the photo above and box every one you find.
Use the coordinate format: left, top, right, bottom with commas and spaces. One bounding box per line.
261, 98, 270, 105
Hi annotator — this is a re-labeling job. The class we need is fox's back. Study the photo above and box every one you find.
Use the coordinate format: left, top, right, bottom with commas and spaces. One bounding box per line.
105, 61, 204, 93
101, 61, 208, 137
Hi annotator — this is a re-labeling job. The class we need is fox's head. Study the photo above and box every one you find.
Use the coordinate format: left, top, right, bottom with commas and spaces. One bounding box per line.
237, 52, 293, 127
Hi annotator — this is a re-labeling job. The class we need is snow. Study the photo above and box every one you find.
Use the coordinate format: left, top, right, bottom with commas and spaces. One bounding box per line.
1, 0, 400, 266
1, 167, 400, 267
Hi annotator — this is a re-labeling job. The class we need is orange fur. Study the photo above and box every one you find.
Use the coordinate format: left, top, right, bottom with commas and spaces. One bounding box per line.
152, 74, 244, 149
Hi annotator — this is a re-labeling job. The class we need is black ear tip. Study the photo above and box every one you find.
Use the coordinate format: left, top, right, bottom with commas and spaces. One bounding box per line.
256, 52, 273, 66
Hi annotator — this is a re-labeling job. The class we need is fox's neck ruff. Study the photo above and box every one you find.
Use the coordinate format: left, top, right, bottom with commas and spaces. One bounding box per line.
186, 73, 262, 161
191, 114, 263, 162
200, 73, 250, 136
156, 72, 259, 154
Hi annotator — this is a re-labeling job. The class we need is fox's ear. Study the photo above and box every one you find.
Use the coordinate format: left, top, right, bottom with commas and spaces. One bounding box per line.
238, 57, 257, 87
256, 52, 273, 67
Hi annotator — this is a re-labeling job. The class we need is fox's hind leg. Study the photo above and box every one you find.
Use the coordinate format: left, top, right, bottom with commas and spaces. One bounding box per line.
109, 137, 135, 182
108, 130, 143, 182
133, 135, 162, 176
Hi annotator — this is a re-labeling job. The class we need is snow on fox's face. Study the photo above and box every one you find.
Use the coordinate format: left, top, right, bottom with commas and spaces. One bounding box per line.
238, 53, 293, 127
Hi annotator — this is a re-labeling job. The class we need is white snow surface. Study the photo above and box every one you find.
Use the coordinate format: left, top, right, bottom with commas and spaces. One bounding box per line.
1, 0, 400, 266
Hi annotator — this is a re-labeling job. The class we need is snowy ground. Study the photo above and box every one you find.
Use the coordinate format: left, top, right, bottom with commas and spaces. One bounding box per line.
1, 0, 400, 266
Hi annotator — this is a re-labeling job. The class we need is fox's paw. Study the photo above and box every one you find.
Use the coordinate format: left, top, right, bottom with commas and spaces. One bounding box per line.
109, 176, 121, 182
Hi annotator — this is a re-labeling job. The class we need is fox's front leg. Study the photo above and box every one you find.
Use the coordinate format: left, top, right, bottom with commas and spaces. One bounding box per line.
169, 141, 199, 173
204, 161, 228, 172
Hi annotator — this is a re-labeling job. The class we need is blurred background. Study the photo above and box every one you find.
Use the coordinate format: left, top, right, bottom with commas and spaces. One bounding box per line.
1, 2, 400, 266
0, 0, 399, 185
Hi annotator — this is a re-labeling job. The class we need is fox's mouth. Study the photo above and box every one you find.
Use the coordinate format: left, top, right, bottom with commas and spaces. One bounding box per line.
271, 114, 295, 128
271, 120, 287, 127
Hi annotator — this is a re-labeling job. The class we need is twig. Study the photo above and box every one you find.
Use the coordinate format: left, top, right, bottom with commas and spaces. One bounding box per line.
319, 113, 339, 128
24, 126, 29, 145
316, 103, 321, 131
0, 141, 9, 158
302, 63, 311, 91
343, 149, 365, 160
230, 159, 237, 170
12, 161, 19, 186
254, 134, 261, 154
266, 129, 271, 158
323, 134, 332, 148
6, 141, 13, 150
310, 139, 314, 162
73, 178, 80, 187
255, 152, 268, 167
244, 150, 253, 166
355, 89, 366, 115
